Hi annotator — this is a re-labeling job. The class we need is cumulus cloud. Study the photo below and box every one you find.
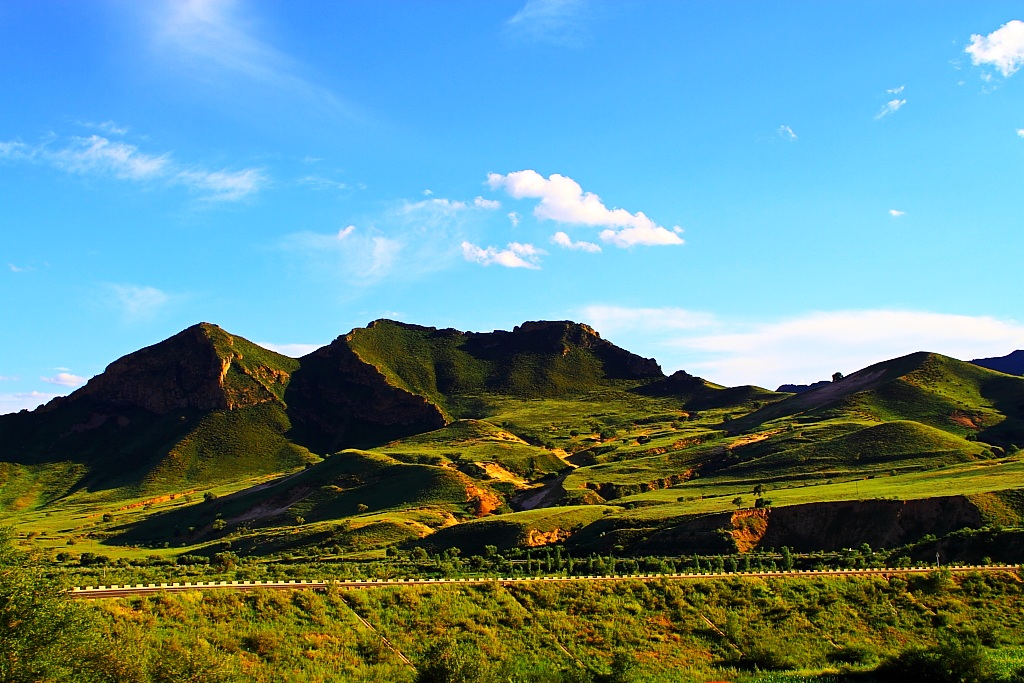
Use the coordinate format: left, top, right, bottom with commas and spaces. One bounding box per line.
875, 98, 906, 119
474, 196, 501, 209
505, 0, 585, 44
488, 170, 683, 248
0, 133, 265, 201
40, 372, 87, 388
110, 284, 171, 320
1017, 128, 1024, 138
256, 342, 324, 358
461, 241, 545, 269
508, 211, 520, 227
778, 125, 797, 141
966, 20, 1024, 77
889, 209, 905, 217
0, 391, 59, 415
551, 231, 601, 253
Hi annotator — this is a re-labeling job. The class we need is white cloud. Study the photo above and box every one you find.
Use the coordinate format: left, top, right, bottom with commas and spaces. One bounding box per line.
177, 167, 266, 201
488, 170, 684, 248
0, 133, 266, 201
50, 135, 169, 180
580, 305, 717, 335
8, 264, 29, 273
256, 342, 324, 358
966, 20, 1024, 77
461, 241, 544, 269
474, 196, 501, 209
300, 175, 349, 191
153, 0, 356, 120
110, 284, 171, 320
423, 189, 434, 196
875, 98, 906, 119
551, 231, 601, 253
40, 372, 87, 388
889, 209, 905, 217
590, 306, 1024, 389
506, 0, 585, 44
508, 211, 520, 227
778, 125, 797, 141
0, 391, 58, 415
1017, 128, 1024, 138
887, 85, 905, 95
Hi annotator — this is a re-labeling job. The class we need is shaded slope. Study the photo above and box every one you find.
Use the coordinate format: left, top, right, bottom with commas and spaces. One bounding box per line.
0, 323, 311, 496
972, 349, 1024, 376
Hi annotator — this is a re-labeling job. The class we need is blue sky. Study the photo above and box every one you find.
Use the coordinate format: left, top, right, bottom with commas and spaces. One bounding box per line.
3, 0, 1024, 412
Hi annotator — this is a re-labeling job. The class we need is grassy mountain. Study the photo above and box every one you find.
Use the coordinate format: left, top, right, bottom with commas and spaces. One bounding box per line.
3, 319, 1024, 561
0, 323, 314, 499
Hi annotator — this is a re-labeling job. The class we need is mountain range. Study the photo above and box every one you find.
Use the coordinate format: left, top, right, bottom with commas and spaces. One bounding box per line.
1, 319, 1022, 561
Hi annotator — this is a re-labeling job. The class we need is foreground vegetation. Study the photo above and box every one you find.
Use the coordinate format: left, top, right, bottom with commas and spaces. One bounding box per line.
4, 524, 1023, 683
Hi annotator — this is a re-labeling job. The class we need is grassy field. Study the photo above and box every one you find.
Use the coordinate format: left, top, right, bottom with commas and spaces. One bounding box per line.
72, 571, 1024, 682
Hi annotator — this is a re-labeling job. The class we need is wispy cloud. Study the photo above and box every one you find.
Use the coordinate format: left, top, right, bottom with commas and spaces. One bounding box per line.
0, 133, 266, 201
282, 194, 496, 287
889, 209, 905, 217
474, 196, 501, 209
580, 305, 1024, 389
110, 284, 172, 320
887, 85, 905, 95
0, 376, 19, 382
551, 231, 601, 253
300, 175, 349, 192
462, 241, 545, 269
966, 20, 1024, 77
40, 372, 87, 388
153, 0, 356, 120
177, 167, 267, 201
505, 0, 586, 45
508, 211, 520, 227
777, 125, 797, 141
875, 97, 906, 120
8, 264, 30, 273
488, 170, 684, 248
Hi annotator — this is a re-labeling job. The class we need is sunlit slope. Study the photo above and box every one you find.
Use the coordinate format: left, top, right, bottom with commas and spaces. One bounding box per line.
373, 419, 567, 478
727, 352, 1024, 445
0, 323, 313, 498
110, 448, 499, 549
343, 319, 664, 409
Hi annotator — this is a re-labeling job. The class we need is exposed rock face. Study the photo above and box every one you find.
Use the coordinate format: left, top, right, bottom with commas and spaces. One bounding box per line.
285, 336, 447, 453
465, 320, 663, 380
54, 323, 288, 415
642, 496, 989, 554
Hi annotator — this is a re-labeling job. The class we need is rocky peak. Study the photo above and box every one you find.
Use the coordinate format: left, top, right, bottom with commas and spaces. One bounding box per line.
62, 323, 292, 415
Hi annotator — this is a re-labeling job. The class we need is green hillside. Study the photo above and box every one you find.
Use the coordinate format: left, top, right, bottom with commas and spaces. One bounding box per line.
2, 319, 1024, 562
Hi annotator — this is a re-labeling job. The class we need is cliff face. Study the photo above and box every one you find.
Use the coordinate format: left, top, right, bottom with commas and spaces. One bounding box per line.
285, 336, 447, 453
50, 323, 293, 415
632, 496, 991, 555
467, 320, 664, 380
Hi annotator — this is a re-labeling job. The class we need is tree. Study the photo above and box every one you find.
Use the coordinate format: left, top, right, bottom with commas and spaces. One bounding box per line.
753, 483, 765, 495
832, 372, 844, 382
732, 496, 744, 508
0, 528, 120, 682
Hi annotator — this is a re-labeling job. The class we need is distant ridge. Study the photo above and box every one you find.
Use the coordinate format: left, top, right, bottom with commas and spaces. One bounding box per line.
971, 350, 1024, 376
776, 380, 831, 394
